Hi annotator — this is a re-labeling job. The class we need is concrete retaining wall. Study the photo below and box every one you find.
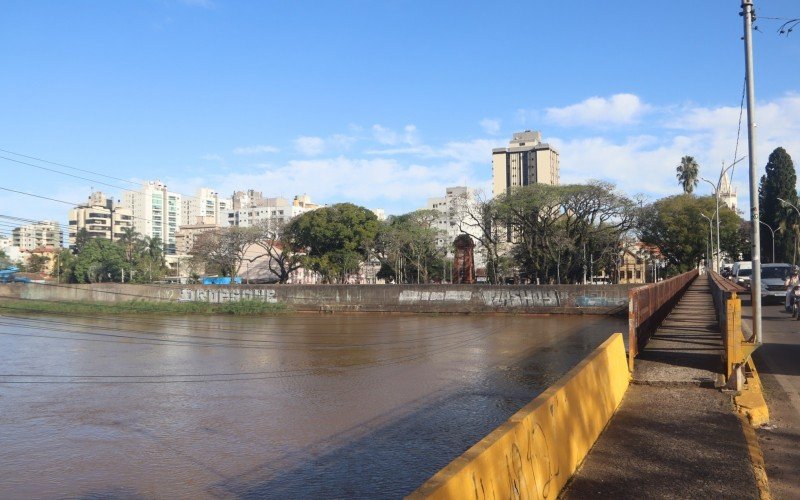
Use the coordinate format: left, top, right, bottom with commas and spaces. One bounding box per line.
407, 332, 630, 499
1, 282, 636, 314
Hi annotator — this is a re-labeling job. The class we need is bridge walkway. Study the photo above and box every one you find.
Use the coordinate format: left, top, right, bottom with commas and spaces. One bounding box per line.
562, 273, 760, 498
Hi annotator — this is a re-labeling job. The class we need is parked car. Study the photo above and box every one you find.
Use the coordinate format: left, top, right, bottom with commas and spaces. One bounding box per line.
731, 261, 752, 288
759, 263, 793, 303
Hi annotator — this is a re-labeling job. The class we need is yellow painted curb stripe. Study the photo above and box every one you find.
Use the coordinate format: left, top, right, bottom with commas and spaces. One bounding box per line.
737, 413, 771, 500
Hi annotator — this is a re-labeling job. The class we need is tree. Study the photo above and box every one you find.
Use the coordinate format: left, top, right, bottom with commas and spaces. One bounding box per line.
638, 194, 742, 275
451, 190, 510, 284
72, 239, 126, 283
190, 227, 260, 278
286, 203, 380, 283
759, 147, 798, 263
375, 210, 445, 283
24, 254, 50, 274
251, 220, 304, 284
491, 182, 637, 283
676, 156, 700, 194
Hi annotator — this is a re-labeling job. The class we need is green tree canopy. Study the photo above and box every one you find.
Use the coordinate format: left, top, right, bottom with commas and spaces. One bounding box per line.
759, 147, 797, 263
638, 194, 742, 275
285, 203, 380, 283
375, 209, 445, 283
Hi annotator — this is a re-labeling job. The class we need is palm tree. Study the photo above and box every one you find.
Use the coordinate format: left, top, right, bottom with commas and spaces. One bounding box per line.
676, 156, 700, 194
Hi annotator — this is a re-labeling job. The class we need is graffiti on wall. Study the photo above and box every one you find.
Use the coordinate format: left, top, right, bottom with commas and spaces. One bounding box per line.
398, 290, 473, 302
179, 288, 278, 303
480, 289, 568, 308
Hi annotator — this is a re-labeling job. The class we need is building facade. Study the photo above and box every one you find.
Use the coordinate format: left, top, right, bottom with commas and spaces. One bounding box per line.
12, 221, 63, 251
491, 130, 560, 197
122, 180, 182, 255
68, 191, 133, 249
228, 194, 323, 229
181, 188, 232, 227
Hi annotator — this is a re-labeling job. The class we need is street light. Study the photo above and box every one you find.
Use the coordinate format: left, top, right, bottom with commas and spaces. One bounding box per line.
700, 178, 720, 272
758, 220, 776, 264
701, 157, 745, 273
700, 213, 713, 273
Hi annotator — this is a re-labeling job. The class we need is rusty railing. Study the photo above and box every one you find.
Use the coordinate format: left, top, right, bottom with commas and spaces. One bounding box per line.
628, 268, 699, 370
708, 270, 759, 387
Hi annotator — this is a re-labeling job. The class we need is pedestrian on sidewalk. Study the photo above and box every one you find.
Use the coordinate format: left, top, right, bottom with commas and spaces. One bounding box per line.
784, 269, 799, 311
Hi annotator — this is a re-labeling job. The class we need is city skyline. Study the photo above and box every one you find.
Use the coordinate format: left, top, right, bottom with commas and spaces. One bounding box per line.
1, 1, 799, 227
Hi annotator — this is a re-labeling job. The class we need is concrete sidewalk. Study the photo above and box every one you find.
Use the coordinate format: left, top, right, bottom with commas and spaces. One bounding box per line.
562, 275, 761, 499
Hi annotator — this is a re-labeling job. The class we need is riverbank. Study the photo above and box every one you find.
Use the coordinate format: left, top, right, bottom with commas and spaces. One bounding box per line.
0, 298, 288, 316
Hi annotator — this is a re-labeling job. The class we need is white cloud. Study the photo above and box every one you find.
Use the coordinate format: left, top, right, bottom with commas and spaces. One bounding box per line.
294, 136, 326, 156
233, 145, 279, 155
552, 93, 800, 213
371, 124, 419, 146
546, 93, 651, 127
200, 153, 224, 162
213, 156, 485, 214
480, 118, 501, 135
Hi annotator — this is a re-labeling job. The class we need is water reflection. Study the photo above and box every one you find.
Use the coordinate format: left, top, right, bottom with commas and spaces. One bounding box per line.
0, 313, 624, 498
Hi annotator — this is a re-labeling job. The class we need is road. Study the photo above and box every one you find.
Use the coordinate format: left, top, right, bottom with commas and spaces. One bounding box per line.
743, 298, 800, 499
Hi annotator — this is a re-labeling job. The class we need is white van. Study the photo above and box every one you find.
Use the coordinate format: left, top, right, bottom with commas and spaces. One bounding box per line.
731, 261, 752, 288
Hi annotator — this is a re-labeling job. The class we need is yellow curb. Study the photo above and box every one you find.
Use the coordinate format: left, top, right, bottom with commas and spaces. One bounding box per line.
735, 359, 770, 427
737, 412, 771, 500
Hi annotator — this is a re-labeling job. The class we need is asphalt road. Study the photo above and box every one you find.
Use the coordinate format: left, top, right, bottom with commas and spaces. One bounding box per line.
743, 297, 800, 500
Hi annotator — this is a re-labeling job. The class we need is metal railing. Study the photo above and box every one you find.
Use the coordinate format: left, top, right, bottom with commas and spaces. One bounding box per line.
628, 269, 699, 370
708, 270, 758, 389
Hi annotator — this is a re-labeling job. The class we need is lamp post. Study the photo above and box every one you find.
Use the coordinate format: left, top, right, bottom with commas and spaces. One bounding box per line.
701, 158, 744, 273
700, 213, 713, 273
700, 178, 720, 272
777, 197, 800, 266
758, 220, 776, 264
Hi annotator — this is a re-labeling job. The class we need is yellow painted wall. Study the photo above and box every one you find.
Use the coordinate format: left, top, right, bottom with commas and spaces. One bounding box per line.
407, 332, 629, 500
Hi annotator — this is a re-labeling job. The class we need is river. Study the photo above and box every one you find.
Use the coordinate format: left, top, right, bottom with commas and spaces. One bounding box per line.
0, 312, 625, 498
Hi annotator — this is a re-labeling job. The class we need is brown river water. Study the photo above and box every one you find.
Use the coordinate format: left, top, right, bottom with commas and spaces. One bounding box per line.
0, 312, 625, 499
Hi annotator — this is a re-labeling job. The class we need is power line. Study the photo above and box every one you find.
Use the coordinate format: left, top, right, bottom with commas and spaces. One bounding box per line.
0, 148, 140, 186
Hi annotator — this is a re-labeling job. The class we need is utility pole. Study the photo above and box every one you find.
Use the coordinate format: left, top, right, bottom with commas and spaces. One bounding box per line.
742, 0, 762, 344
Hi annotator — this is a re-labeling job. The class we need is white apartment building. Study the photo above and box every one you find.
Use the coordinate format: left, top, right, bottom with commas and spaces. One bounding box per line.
122, 180, 182, 255
181, 188, 232, 226
12, 221, 63, 251
492, 130, 560, 197
425, 186, 486, 270
68, 191, 133, 249
228, 194, 323, 229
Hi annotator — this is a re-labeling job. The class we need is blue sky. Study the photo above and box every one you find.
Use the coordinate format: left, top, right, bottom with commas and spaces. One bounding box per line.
1, 0, 799, 232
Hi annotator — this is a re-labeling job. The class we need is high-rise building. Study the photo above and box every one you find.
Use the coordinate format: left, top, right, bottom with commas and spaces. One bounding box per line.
122, 180, 182, 255
181, 188, 232, 227
491, 130, 560, 197
228, 193, 323, 229
12, 221, 63, 251
68, 191, 133, 249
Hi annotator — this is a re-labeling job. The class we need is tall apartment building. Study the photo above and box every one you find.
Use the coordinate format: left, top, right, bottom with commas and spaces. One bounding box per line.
12, 221, 63, 251
122, 180, 182, 255
68, 191, 133, 249
425, 186, 486, 270
228, 193, 323, 229
181, 188, 232, 226
231, 189, 267, 210
491, 130, 560, 197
